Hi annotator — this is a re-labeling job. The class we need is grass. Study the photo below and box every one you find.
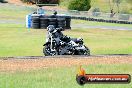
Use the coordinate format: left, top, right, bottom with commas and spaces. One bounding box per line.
0, 24, 45, 56
0, 23, 132, 56
0, 3, 132, 56
0, 3, 36, 20
0, 64, 132, 88
0, 3, 132, 88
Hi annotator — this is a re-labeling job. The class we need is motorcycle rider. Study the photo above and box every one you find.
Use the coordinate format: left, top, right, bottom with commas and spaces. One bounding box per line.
44, 25, 90, 55
46, 25, 83, 46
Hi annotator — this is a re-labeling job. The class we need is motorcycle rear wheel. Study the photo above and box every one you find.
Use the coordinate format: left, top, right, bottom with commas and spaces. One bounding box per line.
77, 46, 90, 56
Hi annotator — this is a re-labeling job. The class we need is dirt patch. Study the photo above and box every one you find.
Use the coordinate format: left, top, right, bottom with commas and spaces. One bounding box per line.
0, 56, 132, 72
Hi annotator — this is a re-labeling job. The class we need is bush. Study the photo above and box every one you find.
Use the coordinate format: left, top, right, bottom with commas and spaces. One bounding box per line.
68, 0, 91, 11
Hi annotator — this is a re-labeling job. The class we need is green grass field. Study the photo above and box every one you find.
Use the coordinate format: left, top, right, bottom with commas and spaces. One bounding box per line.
0, 23, 132, 56
0, 64, 132, 88
0, 3, 132, 88
0, 3, 132, 56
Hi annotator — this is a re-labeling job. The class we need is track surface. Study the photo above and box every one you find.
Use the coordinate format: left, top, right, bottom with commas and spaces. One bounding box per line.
0, 55, 132, 72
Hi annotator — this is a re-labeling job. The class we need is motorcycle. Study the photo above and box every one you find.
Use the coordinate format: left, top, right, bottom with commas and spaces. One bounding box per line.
43, 25, 90, 56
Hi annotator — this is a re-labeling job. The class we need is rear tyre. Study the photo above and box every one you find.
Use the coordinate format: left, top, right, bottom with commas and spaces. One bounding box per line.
84, 46, 90, 56
77, 46, 90, 56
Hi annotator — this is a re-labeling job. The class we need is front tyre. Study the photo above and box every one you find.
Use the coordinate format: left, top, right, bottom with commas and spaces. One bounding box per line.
43, 45, 58, 56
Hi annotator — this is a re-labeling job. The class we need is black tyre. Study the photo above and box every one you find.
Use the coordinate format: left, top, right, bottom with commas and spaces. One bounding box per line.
48, 22, 56, 25
32, 21, 39, 23
40, 18, 49, 23
43, 45, 58, 56
58, 22, 65, 25
40, 24, 48, 26
40, 23, 48, 26
58, 24, 65, 26
32, 23, 39, 29
48, 18, 57, 22
40, 24, 48, 29
40, 22, 48, 26
58, 24, 65, 28
77, 46, 90, 55
40, 21, 48, 24
84, 46, 90, 56
65, 27, 71, 29
32, 17, 39, 21
32, 17, 40, 28
57, 18, 65, 21
40, 21, 49, 24
65, 17, 71, 29
40, 18, 48, 20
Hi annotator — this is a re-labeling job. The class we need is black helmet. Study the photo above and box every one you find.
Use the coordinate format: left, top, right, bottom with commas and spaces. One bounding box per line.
47, 25, 55, 32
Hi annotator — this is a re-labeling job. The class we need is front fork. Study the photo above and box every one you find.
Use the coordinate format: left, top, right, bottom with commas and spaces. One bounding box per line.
49, 33, 56, 52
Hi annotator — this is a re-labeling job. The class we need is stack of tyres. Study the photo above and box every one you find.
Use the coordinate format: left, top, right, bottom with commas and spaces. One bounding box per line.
48, 18, 57, 28
40, 17, 49, 29
57, 18, 66, 30
31, 15, 71, 30
65, 16, 71, 29
31, 16, 40, 29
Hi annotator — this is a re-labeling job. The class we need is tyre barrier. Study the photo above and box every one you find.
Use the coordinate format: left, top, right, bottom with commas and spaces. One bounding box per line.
31, 15, 71, 30
31, 15, 131, 29
40, 18, 49, 29
31, 16, 40, 29
57, 18, 65, 29
65, 16, 71, 29
48, 18, 57, 28
70, 16, 132, 24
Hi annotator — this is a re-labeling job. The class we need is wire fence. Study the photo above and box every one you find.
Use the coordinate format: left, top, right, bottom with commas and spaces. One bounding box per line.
43, 9, 132, 24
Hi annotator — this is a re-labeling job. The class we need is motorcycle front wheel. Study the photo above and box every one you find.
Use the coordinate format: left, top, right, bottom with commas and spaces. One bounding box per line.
43, 45, 58, 56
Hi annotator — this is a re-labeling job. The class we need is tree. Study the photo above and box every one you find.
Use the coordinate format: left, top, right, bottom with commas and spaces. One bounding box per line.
108, 0, 122, 17
113, 0, 121, 13
68, 0, 91, 11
